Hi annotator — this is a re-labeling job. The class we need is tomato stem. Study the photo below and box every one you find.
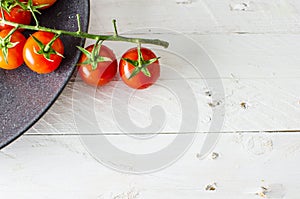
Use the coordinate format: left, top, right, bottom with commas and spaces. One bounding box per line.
76, 14, 82, 34
28, 3, 39, 26
0, 4, 5, 21
112, 19, 118, 37
3, 25, 18, 41
14, 0, 41, 27
44, 33, 60, 52
14, 0, 26, 10
0, 18, 169, 48
137, 42, 142, 68
0, 26, 20, 64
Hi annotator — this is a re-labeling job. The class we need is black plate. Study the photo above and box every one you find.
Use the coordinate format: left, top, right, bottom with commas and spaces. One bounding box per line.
0, 0, 90, 149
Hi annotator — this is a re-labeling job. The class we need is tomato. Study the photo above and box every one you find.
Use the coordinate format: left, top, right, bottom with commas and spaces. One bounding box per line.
32, 0, 57, 9
78, 45, 118, 87
0, 29, 26, 70
0, 6, 32, 30
119, 47, 160, 89
23, 31, 64, 74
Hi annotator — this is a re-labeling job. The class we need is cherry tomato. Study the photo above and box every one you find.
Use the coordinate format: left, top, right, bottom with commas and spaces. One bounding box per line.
78, 45, 118, 87
0, 6, 31, 30
32, 0, 57, 9
0, 29, 26, 70
23, 31, 64, 74
119, 47, 160, 89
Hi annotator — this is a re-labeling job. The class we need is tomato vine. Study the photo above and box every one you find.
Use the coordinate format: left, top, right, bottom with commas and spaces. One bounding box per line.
0, 0, 168, 88
0, 13, 169, 48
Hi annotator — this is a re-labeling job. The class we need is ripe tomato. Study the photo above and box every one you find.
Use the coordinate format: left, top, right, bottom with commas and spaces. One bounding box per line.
119, 47, 160, 89
78, 45, 118, 87
0, 6, 31, 30
23, 31, 64, 74
0, 29, 26, 70
32, 0, 57, 9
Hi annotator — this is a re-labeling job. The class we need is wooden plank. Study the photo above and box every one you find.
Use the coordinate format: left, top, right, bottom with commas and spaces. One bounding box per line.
101, 34, 300, 79
26, 32, 300, 135
89, 0, 300, 34
27, 76, 300, 135
2, 1, 300, 199
1, 134, 299, 198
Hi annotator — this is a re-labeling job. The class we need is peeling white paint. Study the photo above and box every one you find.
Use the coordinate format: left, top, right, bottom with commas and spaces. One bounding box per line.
244, 136, 273, 155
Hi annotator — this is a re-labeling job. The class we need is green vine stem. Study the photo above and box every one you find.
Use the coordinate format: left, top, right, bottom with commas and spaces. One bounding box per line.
0, 17, 169, 48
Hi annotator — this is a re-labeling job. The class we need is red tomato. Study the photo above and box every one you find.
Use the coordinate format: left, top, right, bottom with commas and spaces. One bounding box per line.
119, 47, 160, 89
23, 31, 64, 74
78, 45, 118, 87
32, 0, 57, 9
0, 6, 31, 30
0, 29, 26, 70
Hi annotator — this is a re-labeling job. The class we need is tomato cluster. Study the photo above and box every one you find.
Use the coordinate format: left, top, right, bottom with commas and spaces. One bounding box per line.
0, 0, 60, 73
0, 0, 161, 89
78, 45, 160, 90
0, 0, 57, 30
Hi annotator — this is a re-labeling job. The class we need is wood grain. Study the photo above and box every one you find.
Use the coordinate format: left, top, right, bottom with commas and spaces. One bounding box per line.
1, 0, 300, 198
89, 0, 300, 34
1, 134, 299, 198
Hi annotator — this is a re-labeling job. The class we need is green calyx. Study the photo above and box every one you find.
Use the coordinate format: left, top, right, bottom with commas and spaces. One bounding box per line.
123, 44, 160, 80
0, 27, 19, 64
0, 0, 47, 27
0, 0, 18, 13
77, 41, 112, 70
31, 34, 64, 62
17, 0, 40, 26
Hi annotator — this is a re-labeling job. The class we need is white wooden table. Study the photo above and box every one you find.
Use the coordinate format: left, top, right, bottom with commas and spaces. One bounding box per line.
1, 0, 300, 198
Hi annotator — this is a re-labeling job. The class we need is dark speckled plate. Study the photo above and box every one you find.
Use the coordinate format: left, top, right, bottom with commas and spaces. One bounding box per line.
0, 0, 90, 149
